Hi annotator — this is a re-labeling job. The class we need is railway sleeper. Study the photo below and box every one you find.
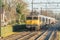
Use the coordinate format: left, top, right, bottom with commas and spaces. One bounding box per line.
18, 32, 37, 40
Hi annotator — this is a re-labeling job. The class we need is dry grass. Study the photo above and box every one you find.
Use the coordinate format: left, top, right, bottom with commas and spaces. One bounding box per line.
57, 31, 60, 40
1, 25, 14, 37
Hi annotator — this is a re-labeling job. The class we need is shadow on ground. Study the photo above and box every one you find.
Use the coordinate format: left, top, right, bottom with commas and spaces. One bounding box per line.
57, 27, 60, 31
12, 22, 60, 32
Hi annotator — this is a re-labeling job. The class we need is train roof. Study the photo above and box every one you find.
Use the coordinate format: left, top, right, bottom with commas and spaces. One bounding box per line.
38, 15, 55, 19
26, 15, 55, 20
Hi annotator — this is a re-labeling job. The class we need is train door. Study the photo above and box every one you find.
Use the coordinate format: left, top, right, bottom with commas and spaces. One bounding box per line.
44, 18, 46, 24
49, 19, 50, 24
42, 17, 45, 23
46, 18, 47, 24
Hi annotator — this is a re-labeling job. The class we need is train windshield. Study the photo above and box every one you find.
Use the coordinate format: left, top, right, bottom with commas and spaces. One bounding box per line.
33, 17, 38, 20
26, 17, 32, 20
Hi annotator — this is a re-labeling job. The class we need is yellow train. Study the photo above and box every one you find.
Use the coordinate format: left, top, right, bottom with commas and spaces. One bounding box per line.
26, 15, 56, 31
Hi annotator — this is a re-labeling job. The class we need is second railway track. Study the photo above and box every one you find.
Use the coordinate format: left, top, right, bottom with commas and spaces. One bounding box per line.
1, 27, 57, 40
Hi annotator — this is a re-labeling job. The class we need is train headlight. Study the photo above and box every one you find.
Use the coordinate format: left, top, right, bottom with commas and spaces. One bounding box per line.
26, 25, 31, 28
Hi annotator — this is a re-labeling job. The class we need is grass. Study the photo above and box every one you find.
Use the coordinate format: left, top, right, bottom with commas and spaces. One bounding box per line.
57, 31, 60, 40
1, 25, 14, 37
1, 24, 26, 37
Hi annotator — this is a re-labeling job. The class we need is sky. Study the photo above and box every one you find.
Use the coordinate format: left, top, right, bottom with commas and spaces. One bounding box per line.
24, 0, 60, 13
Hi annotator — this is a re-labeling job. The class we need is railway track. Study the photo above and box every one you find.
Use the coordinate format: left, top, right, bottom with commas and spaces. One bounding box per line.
36, 30, 50, 40
49, 30, 57, 40
3, 32, 31, 40
1, 31, 57, 40
35, 28, 57, 40
2, 31, 43, 40
17, 32, 38, 40
1, 27, 57, 40
17, 28, 53, 40
28, 31, 45, 40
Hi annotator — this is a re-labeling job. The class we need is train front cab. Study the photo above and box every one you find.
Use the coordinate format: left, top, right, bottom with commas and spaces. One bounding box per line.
26, 16, 42, 31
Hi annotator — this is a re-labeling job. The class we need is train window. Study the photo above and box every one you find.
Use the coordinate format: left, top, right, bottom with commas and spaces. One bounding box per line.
33, 17, 38, 20
46, 18, 47, 22
42, 17, 45, 22
49, 19, 50, 23
26, 17, 32, 20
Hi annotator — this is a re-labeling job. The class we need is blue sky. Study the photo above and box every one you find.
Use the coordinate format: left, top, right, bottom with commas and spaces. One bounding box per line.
24, 0, 60, 13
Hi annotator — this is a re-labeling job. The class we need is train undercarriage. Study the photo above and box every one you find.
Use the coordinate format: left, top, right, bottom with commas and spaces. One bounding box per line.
26, 25, 41, 31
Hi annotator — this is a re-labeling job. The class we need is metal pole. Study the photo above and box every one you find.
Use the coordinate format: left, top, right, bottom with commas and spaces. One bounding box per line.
55, 14, 56, 19
41, 8, 42, 15
0, 0, 2, 37
32, 0, 33, 14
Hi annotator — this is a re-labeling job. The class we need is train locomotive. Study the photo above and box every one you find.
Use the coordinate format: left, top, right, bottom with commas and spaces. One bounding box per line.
25, 15, 56, 31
